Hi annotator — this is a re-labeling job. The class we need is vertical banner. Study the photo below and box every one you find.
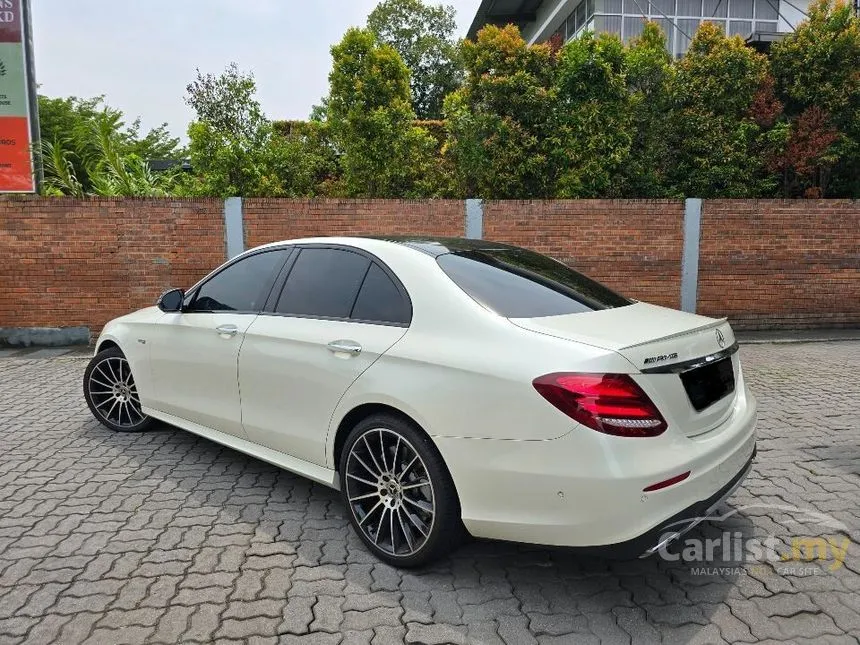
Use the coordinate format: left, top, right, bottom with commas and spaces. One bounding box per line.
0, 0, 36, 192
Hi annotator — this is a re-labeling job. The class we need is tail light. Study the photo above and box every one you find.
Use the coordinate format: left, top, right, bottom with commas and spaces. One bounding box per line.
532, 373, 667, 437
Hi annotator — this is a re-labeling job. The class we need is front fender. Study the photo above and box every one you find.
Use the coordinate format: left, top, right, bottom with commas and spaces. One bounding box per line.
93, 307, 162, 406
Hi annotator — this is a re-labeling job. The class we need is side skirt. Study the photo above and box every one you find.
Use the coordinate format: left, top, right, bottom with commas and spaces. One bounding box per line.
143, 407, 340, 490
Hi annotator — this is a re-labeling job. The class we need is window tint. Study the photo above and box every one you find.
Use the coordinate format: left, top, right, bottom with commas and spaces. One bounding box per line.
276, 248, 370, 318
351, 263, 410, 325
189, 250, 288, 313
437, 249, 631, 318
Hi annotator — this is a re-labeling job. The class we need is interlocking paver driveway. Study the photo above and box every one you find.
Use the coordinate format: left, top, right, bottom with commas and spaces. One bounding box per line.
0, 342, 858, 644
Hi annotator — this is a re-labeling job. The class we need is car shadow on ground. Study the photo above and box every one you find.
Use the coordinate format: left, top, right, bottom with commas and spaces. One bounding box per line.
82, 416, 763, 641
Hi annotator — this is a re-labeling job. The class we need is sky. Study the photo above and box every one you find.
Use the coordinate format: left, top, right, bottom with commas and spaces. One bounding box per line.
32, 0, 483, 141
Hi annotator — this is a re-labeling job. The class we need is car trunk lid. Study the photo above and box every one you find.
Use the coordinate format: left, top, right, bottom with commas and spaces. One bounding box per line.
510, 302, 739, 437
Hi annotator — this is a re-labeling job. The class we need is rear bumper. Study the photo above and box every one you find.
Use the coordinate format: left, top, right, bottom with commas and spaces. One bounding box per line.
434, 387, 757, 548
628, 447, 755, 558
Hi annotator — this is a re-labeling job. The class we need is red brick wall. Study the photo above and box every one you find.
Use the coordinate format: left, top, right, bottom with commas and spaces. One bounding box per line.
698, 200, 860, 329
1, 196, 857, 338
0, 197, 225, 334
243, 199, 463, 248
483, 200, 685, 308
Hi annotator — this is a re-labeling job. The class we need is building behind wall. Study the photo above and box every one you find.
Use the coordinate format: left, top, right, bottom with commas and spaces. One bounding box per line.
467, 0, 811, 56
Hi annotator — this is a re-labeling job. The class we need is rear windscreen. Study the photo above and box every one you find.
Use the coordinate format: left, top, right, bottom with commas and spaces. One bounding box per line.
437, 249, 632, 318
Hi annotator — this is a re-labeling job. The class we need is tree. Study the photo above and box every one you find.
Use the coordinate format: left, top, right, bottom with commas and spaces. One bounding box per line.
766, 106, 841, 197
620, 22, 675, 197
185, 63, 266, 139
41, 140, 85, 197
367, 0, 461, 119
38, 95, 104, 190
770, 0, 860, 196
444, 25, 556, 199
327, 28, 437, 197
86, 117, 179, 196
665, 22, 776, 197
41, 113, 181, 197
38, 94, 181, 193
552, 32, 634, 198
272, 120, 341, 196
185, 63, 318, 197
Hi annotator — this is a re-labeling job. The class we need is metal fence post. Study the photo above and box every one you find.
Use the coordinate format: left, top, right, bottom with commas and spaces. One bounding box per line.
224, 197, 245, 259
681, 198, 702, 313
465, 199, 484, 239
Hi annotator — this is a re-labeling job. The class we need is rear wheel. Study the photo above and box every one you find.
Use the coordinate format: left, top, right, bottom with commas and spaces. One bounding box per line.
339, 413, 461, 567
83, 347, 153, 432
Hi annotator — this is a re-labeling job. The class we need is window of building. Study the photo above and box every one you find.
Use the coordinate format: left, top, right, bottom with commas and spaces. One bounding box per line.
652, 0, 677, 14
623, 16, 647, 42
704, 0, 728, 17
580, 0, 774, 55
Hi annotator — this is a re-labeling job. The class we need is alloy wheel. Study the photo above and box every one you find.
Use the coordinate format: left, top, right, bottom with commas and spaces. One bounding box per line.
345, 428, 436, 558
86, 356, 147, 429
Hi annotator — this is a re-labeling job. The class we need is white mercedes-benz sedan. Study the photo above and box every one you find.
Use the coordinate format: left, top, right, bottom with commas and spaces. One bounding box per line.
84, 237, 757, 566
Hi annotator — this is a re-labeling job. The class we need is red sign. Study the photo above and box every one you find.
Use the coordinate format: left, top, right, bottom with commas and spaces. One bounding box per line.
0, 116, 32, 190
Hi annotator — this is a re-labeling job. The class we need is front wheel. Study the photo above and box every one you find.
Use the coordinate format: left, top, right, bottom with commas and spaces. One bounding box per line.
339, 413, 462, 568
83, 347, 153, 432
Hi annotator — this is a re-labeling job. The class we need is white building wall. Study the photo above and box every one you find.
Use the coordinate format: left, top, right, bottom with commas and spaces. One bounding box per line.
777, 0, 810, 31
522, 0, 576, 43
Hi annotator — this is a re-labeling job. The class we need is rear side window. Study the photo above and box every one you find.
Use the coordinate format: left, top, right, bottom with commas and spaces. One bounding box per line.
189, 250, 289, 313
276, 248, 370, 318
351, 263, 411, 325
437, 249, 631, 318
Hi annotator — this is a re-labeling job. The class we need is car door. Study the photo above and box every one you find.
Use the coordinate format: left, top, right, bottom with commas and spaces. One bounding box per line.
146, 248, 291, 438
238, 245, 411, 466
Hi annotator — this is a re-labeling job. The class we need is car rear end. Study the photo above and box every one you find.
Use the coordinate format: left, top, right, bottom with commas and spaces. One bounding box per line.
424, 240, 757, 552
507, 305, 758, 547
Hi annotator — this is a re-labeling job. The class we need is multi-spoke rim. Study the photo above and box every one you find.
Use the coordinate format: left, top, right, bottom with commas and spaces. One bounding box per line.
345, 428, 435, 558
87, 356, 147, 428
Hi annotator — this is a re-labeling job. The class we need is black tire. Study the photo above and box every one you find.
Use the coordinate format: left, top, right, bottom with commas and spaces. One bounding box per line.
83, 346, 154, 433
339, 413, 462, 568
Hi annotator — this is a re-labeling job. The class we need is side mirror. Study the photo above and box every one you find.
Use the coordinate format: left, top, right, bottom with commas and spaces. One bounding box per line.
157, 288, 184, 313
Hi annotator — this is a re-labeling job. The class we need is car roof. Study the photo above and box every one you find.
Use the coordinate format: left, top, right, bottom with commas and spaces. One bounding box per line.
255, 236, 524, 259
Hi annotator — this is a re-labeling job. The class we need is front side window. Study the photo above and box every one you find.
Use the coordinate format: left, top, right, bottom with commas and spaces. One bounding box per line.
188, 250, 288, 313
437, 248, 631, 319
276, 248, 370, 319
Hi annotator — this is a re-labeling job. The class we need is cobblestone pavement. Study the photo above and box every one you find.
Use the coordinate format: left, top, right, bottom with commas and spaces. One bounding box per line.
0, 342, 858, 645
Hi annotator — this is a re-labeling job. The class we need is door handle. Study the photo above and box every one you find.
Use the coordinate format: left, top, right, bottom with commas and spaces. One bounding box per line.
215, 324, 239, 337
327, 340, 362, 356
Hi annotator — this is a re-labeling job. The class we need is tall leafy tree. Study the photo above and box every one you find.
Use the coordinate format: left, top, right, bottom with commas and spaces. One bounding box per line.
444, 25, 556, 199
367, 0, 461, 119
665, 22, 776, 197
272, 120, 342, 197
770, 0, 860, 196
185, 63, 266, 140
553, 32, 634, 197
185, 63, 268, 196
185, 63, 330, 197
327, 28, 437, 197
620, 22, 675, 197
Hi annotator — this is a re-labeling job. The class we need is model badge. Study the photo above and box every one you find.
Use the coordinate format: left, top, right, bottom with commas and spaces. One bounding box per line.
716, 329, 726, 348
644, 352, 678, 365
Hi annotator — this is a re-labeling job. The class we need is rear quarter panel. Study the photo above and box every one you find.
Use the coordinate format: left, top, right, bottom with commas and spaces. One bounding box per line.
325, 279, 635, 468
